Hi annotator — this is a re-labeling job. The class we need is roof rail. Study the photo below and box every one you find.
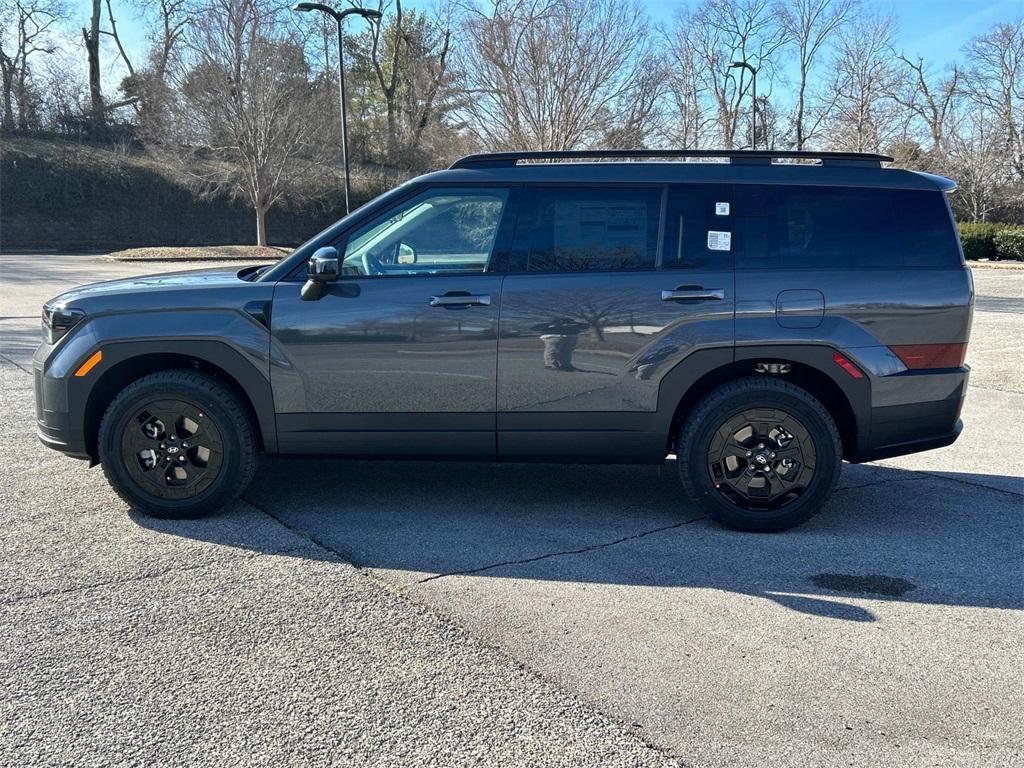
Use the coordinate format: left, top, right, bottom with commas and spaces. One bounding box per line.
449, 149, 894, 170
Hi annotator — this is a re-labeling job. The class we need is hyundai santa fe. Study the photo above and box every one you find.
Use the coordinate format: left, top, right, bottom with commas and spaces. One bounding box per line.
34, 149, 973, 532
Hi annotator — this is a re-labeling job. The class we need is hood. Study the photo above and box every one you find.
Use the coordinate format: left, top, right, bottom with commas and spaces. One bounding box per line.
48, 267, 250, 309
45, 266, 272, 317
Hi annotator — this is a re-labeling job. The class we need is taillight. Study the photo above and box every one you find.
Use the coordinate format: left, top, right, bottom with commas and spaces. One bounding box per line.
832, 351, 864, 378
889, 343, 967, 370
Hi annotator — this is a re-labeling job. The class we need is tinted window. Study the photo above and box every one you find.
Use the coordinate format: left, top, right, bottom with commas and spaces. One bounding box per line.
662, 184, 735, 270
342, 187, 509, 276
511, 187, 662, 272
738, 185, 959, 269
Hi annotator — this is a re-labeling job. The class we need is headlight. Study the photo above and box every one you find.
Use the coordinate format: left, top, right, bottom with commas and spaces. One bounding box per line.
42, 306, 85, 344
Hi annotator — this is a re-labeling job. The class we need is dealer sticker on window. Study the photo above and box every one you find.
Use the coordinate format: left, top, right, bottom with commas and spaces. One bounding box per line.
707, 230, 732, 251
715, 202, 730, 216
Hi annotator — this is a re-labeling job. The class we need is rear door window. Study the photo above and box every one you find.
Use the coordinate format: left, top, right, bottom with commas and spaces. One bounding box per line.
738, 185, 959, 269
662, 184, 735, 270
509, 186, 662, 273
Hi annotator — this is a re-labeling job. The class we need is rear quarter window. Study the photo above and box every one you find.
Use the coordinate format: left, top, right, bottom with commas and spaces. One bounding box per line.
738, 185, 960, 269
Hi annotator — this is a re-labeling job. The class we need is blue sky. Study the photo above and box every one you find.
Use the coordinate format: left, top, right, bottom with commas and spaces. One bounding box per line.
74, 0, 1022, 83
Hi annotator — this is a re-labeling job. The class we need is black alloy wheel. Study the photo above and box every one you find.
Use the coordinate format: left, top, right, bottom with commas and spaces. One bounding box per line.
121, 399, 225, 500
677, 377, 842, 532
707, 408, 816, 511
98, 370, 258, 519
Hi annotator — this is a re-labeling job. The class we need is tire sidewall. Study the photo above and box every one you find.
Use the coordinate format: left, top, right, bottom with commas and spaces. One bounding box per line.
682, 382, 841, 532
99, 376, 245, 517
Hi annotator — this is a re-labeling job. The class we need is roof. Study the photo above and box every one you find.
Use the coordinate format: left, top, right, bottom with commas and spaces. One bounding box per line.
451, 149, 893, 169
428, 150, 955, 192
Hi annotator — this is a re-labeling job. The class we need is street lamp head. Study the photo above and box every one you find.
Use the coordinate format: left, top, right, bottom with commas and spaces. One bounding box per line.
292, 2, 335, 15
729, 60, 758, 74
293, 3, 382, 22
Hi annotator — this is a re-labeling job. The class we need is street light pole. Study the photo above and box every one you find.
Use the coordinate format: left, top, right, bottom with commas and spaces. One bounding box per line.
729, 60, 759, 151
293, 2, 382, 215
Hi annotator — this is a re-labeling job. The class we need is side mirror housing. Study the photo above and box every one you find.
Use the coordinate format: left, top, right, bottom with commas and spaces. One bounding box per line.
301, 246, 339, 301
397, 242, 417, 265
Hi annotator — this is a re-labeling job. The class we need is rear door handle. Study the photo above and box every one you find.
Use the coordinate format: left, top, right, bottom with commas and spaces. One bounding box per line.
661, 288, 725, 302
429, 293, 492, 307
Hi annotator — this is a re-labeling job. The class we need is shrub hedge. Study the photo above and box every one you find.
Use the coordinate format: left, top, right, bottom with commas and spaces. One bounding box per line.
957, 222, 1024, 261
992, 227, 1024, 261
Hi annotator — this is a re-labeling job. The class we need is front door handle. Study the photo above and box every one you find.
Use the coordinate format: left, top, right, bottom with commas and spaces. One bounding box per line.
429, 293, 492, 307
661, 288, 725, 302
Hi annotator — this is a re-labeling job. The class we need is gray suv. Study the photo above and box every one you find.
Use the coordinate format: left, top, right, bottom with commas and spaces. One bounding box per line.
34, 150, 973, 532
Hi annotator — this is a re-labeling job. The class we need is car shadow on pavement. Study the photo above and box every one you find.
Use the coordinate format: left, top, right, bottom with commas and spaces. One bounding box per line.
134, 458, 1024, 623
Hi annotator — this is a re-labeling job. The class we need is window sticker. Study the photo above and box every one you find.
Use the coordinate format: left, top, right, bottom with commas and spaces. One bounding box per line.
707, 230, 732, 251
715, 202, 730, 216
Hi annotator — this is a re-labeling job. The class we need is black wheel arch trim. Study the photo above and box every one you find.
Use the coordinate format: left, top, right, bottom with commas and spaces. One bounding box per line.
655, 344, 871, 460
72, 339, 277, 458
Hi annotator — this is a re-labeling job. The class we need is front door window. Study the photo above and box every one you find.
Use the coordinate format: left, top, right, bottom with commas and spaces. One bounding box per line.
342, 188, 510, 277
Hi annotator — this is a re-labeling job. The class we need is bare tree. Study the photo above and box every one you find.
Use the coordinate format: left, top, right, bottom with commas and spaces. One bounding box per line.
81, 0, 102, 121
778, 0, 857, 149
600, 52, 665, 148
670, 0, 787, 150
825, 12, 904, 152
363, 0, 453, 165
147, 0, 190, 81
121, 0, 191, 138
0, 0, 63, 130
663, 11, 715, 148
947, 110, 1017, 221
961, 19, 1024, 180
456, 0, 655, 151
887, 54, 959, 154
166, 0, 329, 245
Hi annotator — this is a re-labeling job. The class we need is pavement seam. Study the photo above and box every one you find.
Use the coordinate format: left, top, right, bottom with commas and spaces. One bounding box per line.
0, 545, 309, 608
0, 352, 32, 375
239, 502, 686, 766
414, 514, 707, 585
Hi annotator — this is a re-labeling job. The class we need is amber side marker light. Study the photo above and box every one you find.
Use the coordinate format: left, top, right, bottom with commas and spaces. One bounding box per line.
74, 350, 103, 377
889, 343, 967, 370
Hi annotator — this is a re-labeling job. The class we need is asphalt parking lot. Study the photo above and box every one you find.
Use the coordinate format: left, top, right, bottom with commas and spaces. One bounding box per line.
1, 254, 1021, 767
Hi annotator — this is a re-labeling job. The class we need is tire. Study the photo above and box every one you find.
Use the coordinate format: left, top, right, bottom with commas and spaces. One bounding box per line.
677, 376, 842, 532
97, 369, 258, 518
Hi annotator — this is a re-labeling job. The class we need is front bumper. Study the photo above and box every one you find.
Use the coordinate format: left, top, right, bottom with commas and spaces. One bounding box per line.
34, 344, 92, 460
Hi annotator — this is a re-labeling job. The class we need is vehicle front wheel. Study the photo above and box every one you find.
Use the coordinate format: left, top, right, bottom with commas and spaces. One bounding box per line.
676, 377, 842, 532
97, 370, 258, 518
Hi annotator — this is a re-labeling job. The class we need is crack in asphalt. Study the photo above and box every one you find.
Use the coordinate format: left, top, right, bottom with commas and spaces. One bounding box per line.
833, 475, 921, 494
835, 471, 1023, 499
241, 495, 360, 567
415, 515, 707, 585
916, 469, 1024, 499
0, 546, 308, 608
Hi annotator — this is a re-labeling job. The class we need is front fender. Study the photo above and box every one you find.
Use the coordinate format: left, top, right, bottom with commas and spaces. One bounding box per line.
37, 309, 276, 457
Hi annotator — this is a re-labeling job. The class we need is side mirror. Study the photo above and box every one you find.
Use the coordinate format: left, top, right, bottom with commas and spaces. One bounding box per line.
301, 246, 339, 301
397, 242, 417, 265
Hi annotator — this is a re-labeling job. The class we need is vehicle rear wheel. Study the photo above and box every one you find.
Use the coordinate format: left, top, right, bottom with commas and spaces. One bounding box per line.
98, 370, 258, 518
677, 376, 842, 532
